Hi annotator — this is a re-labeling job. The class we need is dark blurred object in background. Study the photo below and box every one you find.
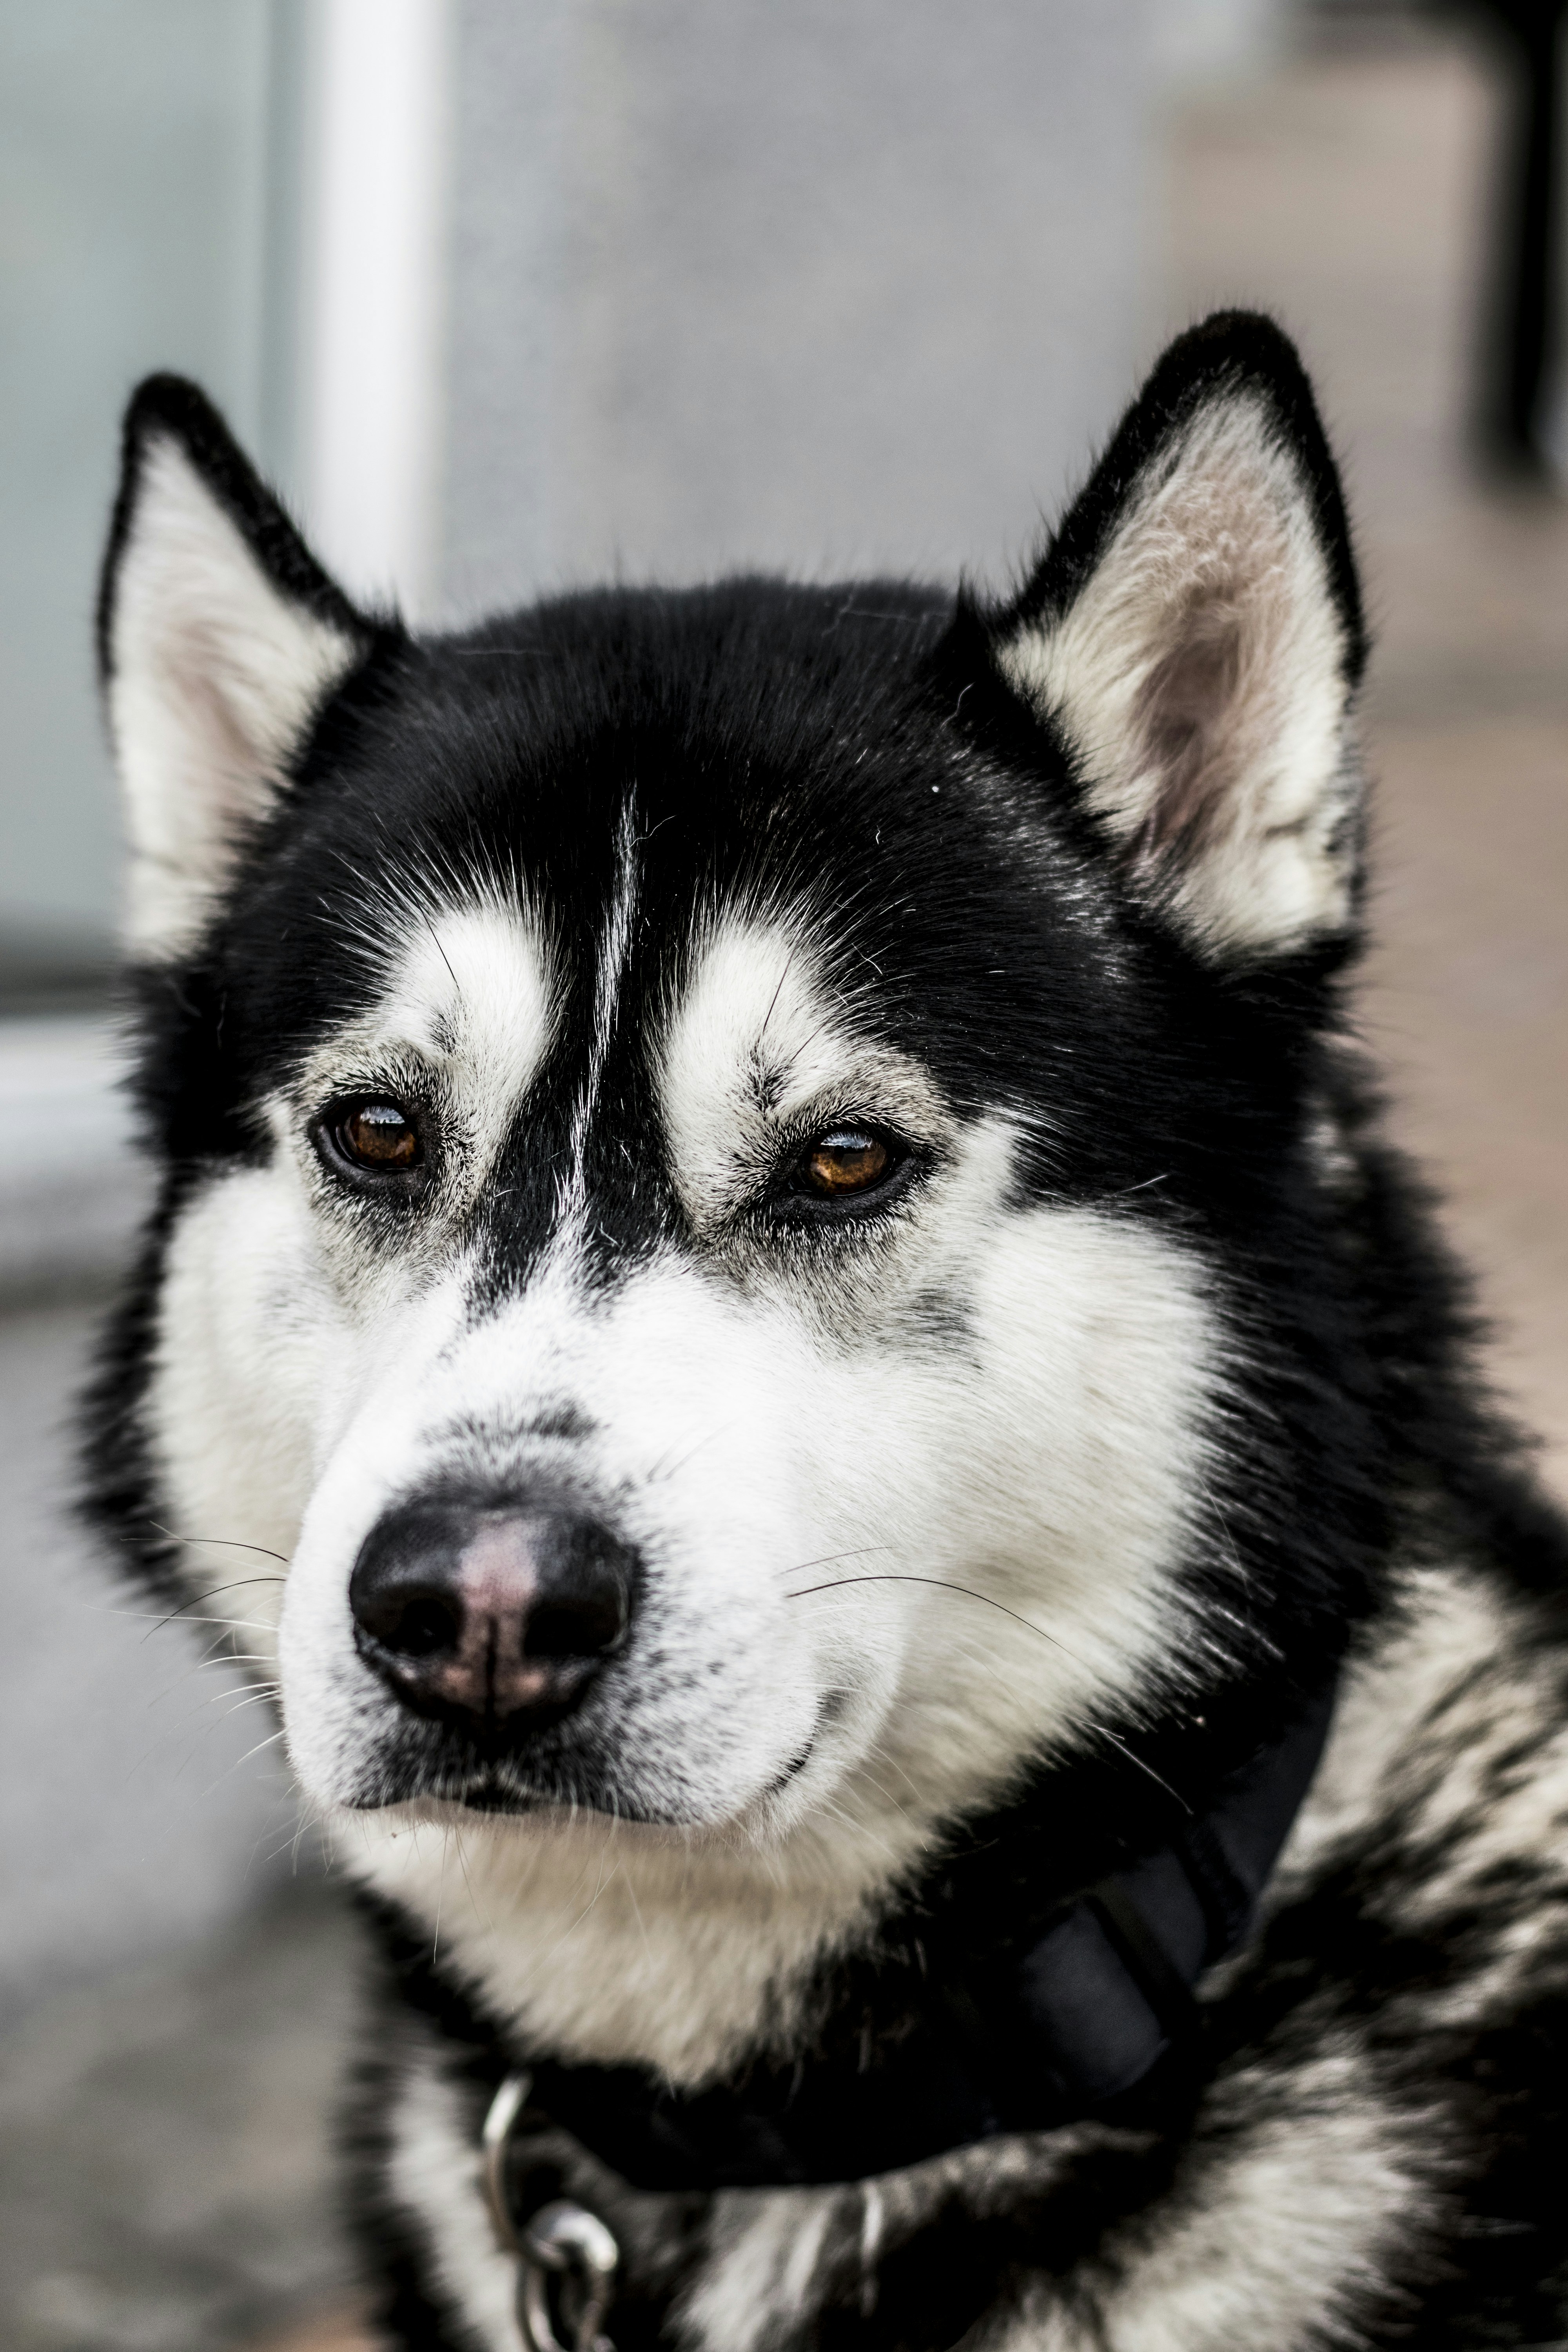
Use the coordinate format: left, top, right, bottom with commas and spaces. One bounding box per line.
1461, 0, 1567, 479
1310, 0, 1567, 481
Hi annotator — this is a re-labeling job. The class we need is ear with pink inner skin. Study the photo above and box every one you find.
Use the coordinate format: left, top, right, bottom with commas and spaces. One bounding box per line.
993, 311, 1367, 964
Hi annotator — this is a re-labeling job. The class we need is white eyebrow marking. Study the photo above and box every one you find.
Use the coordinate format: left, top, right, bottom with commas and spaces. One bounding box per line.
657, 913, 944, 1230
557, 797, 640, 1229
290, 895, 557, 1145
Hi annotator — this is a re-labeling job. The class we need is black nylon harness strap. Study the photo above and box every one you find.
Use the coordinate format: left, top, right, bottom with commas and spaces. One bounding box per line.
513, 1683, 1338, 2195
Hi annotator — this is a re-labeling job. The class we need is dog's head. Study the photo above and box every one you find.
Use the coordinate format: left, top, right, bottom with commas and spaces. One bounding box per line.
93, 315, 1368, 1870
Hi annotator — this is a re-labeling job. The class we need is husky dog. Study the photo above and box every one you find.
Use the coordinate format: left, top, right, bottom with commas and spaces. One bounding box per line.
86, 312, 1568, 2351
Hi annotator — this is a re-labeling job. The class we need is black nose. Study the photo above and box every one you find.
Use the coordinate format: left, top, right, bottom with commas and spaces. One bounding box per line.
349, 1495, 636, 1736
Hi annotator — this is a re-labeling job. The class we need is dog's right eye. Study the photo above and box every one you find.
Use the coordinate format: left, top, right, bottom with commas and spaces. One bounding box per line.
325, 1098, 422, 1176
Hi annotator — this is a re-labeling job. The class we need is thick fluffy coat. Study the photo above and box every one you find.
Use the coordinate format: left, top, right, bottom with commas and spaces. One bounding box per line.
86, 314, 1568, 2350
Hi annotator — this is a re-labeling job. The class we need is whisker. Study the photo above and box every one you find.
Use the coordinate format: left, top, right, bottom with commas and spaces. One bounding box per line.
204, 1684, 282, 1717
782, 1545, 894, 1579
854, 1764, 917, 1828
420, 905, 462, 1002
786, 1572, 1072, 1651
646, 1420, 739, 1484
1091, 1725, 1191, 1814
146, 1523, 290, 1565
133, 1578, 289, 1644
196, 1726, 289, 1798
100, 1611, 282, 1633
433, 1829, 451, 1964
290, 1809, 318, 1873
619, 1853, 653, 1966
452, 1829, 492, 1933
757, 946, 800, 1046
140, 1642, 278, 1710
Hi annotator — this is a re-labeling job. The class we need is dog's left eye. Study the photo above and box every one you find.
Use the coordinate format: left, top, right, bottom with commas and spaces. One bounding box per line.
323, 1098, 423, 1176
797, 1129, 895, 1199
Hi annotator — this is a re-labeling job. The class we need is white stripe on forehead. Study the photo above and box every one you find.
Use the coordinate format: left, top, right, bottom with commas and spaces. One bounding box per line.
557, 799, 640, 1227
658, 913, 944, 1229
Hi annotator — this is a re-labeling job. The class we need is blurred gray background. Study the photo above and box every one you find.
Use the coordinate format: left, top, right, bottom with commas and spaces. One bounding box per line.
2, 3, 1565, 2348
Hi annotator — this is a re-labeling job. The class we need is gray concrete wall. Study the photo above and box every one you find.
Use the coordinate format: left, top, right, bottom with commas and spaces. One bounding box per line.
443, 0, 1157, 615
0, 0, 275, 950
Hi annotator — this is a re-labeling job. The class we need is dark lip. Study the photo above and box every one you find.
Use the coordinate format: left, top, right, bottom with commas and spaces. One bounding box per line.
446, 1773, 538, 1813
348, 1754, 688, 1828
349, 1699, 828, 1823
760, 1728, 818, 1800
351, 1741, 817, 1825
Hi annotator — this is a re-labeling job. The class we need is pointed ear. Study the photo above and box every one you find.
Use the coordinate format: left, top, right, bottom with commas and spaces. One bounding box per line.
992, 312, 1367, 963
97, 376, 378, 957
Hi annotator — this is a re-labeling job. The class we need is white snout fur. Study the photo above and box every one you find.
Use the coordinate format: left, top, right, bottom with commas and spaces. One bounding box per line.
143, 909, 1221, 2082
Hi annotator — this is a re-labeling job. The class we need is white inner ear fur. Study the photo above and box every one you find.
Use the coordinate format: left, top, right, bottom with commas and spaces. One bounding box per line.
107, 435, 362, 957
999, 395, 1356, 958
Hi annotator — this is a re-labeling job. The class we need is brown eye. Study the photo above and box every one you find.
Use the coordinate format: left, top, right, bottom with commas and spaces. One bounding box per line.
336, 1099, 420, 1171
799, 1130, 893, 1198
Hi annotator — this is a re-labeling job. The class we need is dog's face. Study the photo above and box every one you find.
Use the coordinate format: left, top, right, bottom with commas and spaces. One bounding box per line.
96, 323, 1365, 1872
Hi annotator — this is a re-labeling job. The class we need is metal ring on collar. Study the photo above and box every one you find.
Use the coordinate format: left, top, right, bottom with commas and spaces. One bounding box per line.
521, 2199, 620, 2352
481, 2071, 621, 2352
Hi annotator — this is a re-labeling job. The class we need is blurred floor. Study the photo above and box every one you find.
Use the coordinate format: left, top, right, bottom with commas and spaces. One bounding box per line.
0, 1884, 362, 2352
4, 24, 1566, 2352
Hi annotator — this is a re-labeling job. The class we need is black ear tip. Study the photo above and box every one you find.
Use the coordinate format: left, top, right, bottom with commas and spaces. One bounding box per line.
1173, 306, 1302, 362
98, 376, 243, 682
100, 370, 376, 686
121, 373, 241, 467
1147, 309, 1318, 417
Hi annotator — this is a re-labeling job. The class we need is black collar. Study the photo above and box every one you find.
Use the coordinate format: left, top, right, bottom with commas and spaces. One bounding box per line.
516, 1682, 1338, 2193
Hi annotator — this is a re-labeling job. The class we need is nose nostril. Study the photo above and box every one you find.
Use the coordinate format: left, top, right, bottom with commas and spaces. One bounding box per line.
390, 1592, 462, 1658
353, 1580, 463, 1659
524, 1590, 626, 1662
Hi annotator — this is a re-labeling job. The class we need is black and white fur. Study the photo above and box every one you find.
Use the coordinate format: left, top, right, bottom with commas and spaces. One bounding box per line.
85, 315, 1568, 2349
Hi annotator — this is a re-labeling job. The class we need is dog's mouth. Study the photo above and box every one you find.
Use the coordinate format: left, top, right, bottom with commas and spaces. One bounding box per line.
416, 1743, 820, 1824
346, 1711, 829, 1829
410, 1762, 687, 1825
344, 1715, 704, 1826
332, 1670, 846, 1827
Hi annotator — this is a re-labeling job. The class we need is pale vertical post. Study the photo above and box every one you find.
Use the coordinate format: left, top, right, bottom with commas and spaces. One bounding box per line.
296, 0, 453, 617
